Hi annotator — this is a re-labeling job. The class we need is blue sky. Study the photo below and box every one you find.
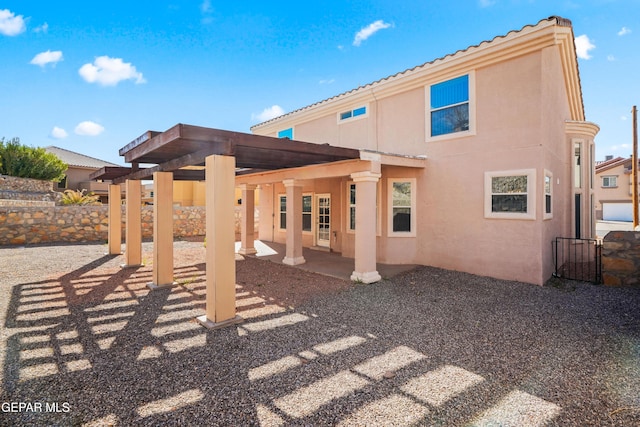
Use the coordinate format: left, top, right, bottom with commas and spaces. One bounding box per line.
1, 1, 638, 165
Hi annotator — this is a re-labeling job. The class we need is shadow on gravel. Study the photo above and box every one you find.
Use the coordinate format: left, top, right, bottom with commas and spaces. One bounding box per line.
1, 252, 639, 426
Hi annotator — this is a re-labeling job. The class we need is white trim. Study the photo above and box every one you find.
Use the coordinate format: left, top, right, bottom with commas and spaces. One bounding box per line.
425, 71, 476, 142
544, 169, 553, 220
387, 178, 417, 237
484, 169, 536, 220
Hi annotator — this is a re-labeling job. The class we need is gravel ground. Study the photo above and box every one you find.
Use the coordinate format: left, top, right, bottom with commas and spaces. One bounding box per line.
0, 241, 639, 426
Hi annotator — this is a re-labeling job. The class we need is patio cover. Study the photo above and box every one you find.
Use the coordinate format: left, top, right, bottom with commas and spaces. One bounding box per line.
90, 123, 360, 182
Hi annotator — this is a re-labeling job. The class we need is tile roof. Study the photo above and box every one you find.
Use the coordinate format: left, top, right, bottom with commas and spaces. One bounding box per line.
251, 16, 576, 130
45, 146, 120, 169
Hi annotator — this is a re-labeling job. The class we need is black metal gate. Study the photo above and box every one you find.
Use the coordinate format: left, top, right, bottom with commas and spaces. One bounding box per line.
553, 237, 602, 284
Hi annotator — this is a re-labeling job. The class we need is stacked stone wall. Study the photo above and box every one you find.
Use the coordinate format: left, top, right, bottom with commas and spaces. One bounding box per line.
0, 175, 61, 204
0, 205, 258, 246
602, 231, 640, 287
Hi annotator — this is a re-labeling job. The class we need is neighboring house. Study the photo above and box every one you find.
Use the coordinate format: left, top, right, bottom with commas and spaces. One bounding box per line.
239, 16, 599, 286
594, 155, 640, 221
45, 146, 122, 203
142, 180, 258, 206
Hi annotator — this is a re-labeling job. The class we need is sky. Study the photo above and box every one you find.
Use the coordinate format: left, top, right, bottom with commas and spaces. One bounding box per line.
1, 0, 639, 166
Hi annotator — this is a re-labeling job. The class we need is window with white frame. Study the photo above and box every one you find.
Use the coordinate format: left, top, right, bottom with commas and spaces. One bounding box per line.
347, 181, 381, 235
348, 183, 356, 231
484, 170, 536, 220
302, 195, 312, 232
338, 106, 367, 122
602, 176, 617, 188
544, 171, 553, 219
279, 195, 286, 230
278, 128, 293, 139
388, 178, 416, 236
428, 74, 471, 137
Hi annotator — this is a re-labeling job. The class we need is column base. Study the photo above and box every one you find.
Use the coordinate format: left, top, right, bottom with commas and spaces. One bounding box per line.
147, 281, 178, 290
120, 263, 144, 269
282, 256, 306, 266
238, 247, 257, 255
196, 314, 244, 330
350, 270, 382, 284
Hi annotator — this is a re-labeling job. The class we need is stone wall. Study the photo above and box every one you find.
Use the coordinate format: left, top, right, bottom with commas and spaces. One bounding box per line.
602, 231, 640, 287
0, 205, 259, 246
0, 174, 61, 205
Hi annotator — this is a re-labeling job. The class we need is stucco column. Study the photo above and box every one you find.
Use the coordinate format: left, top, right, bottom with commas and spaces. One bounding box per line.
148, 172, 176, 289
108, 184, 122, 255
196, 155, 243, 329
238, 184, 257, 255
122, 179, 143, 268
350, 171, 382, 283
282, 179, 305, 266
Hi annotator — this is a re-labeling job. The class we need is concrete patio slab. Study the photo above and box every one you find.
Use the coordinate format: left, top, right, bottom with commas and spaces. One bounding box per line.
234, 240, 417, 281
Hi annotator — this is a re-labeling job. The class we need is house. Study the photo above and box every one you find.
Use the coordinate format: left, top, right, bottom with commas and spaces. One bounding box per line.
92, 16, 600, 329
594, 155, 640, 221
239, 16, 599, 286
45, 146, 122, 203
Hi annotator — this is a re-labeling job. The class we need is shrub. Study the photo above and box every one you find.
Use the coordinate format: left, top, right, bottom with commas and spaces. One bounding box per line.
0, 137, 67, 182
61, 189, 101, 205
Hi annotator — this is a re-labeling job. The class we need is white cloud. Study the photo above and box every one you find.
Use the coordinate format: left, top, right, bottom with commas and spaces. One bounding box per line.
34, 22, 48, 33
201, 0, 213, 13
611, 143, 630, 151
353, 20, 392, 47
607, 54, 615, 62
30, 50, 63, 67
75, 121, 105, 136
50, 126, 68, 139
0, 9, 26, 36
574, 34, 595, 60
251, 105, 285, 122
319, 78, 335, 85
79, 56, 146, 86
618, 27, 631, 36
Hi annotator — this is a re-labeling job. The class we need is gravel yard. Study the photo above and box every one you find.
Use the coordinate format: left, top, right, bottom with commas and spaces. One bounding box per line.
0, 241, 639, 426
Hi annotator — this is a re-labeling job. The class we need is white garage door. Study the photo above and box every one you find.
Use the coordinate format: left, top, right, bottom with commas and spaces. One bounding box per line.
603, 203, 633, 221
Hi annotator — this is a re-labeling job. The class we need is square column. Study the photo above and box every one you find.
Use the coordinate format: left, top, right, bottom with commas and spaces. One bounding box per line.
350, 171, 382, 283
123, 179, 143, 268
108, 184, 122, 255
282, 179, 305, 266
238, 184, 257, 255
197, 155, 243, 329
148, 172, 176, 289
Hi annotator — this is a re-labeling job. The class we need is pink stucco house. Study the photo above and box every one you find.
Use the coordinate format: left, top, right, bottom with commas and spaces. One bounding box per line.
238, 16, 599, 286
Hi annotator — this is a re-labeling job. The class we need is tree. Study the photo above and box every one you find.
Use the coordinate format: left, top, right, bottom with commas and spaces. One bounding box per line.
0, 137, 67, 182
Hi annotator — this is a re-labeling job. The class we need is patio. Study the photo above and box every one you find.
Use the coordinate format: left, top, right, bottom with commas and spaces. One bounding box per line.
0, 241, 639, 426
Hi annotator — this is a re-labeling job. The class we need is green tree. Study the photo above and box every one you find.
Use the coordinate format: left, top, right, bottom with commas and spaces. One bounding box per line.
0, 137, 67, 182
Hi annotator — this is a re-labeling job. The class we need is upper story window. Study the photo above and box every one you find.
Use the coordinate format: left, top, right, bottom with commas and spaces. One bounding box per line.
338, 106, 367, 122
602, 176, 617, 188
278, 128, 293, 139
429, 74, 470, 137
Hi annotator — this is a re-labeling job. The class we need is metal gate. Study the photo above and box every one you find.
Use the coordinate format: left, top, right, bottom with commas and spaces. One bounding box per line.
553, 237, 602, 284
